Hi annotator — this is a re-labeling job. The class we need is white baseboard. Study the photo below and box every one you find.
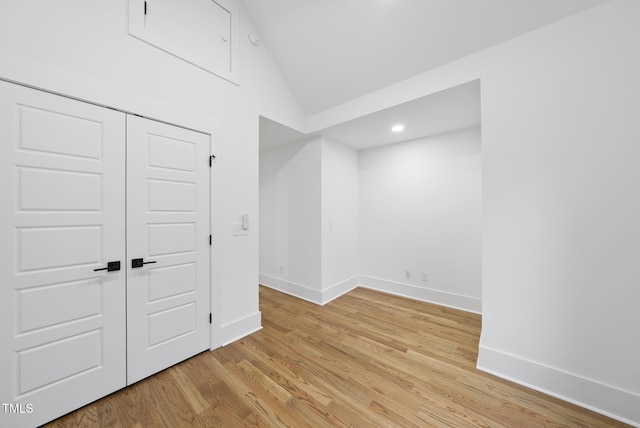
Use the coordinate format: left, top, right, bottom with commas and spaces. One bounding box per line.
320, 275, 360, 304
218, 311, 262, 347
359, 275, 482, 314
259, 274, 323, 304
259, 273, 359, 305
259, 273, 480, 313
477, 345, 640, 427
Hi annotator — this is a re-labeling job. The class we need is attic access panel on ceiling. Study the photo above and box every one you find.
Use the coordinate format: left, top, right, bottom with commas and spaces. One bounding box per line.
128, 0, 239, 84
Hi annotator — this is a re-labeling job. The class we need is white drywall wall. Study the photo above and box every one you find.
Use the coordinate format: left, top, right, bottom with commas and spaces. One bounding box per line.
259, 138, 322, 299
359, 127, 482, 312
321, 138, 360, 298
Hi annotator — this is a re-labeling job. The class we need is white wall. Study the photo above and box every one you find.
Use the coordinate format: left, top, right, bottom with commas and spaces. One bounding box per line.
0, 0, 305, 347
260, 136, 359, 303
304, 0, 640, 424
320, 138, 360, 299
260, 129, 481, 313
478, 1, 640, 421
259, 138, 322, 300
359, 127, 482, 313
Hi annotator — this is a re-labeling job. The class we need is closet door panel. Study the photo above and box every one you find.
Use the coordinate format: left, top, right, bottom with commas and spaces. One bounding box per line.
0, 81, 126, 428
126, 115, 210, 385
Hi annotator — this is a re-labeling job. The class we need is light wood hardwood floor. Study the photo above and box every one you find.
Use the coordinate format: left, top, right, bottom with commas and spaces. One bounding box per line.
45, 286, 628, 427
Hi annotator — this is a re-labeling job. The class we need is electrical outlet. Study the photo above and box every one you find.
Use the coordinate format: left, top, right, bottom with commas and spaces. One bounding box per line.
279, 266, 284, 274
405, 270, 411, 279
421, 272, 428, 282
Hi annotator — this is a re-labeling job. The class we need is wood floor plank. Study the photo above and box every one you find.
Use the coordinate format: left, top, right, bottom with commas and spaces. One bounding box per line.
44, 286, 631, 427
45, 403, 99, 428
170, 363, 210, 415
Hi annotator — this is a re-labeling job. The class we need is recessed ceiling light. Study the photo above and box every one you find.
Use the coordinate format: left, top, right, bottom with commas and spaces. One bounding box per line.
391, 124, 405, 133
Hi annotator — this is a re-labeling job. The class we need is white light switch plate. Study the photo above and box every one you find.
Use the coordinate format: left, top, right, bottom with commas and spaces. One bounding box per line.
233, 223, 248, 236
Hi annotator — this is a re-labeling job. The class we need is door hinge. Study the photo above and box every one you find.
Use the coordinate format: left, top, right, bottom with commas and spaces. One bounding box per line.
209, 235, 212, 245
209, 313, 212, 324
209, 155, 216, 167
144, 1, 147, 15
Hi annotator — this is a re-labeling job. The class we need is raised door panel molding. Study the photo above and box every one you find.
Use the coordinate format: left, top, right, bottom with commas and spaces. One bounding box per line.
129, 0, 239, 84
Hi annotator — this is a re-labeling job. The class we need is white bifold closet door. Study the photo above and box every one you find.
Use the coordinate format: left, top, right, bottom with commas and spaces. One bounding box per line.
126, 115, 210, 385
0, 80, 127, 428
0, 81, 210, 428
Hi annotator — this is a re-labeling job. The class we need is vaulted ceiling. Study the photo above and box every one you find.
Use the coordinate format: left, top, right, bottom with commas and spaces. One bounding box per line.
241, 0, 607, 115
243, 0, 608, 150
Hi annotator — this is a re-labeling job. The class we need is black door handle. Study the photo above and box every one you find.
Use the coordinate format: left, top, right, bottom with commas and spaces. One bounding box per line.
132, 258, 157, 268
94, 261, 121, 272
